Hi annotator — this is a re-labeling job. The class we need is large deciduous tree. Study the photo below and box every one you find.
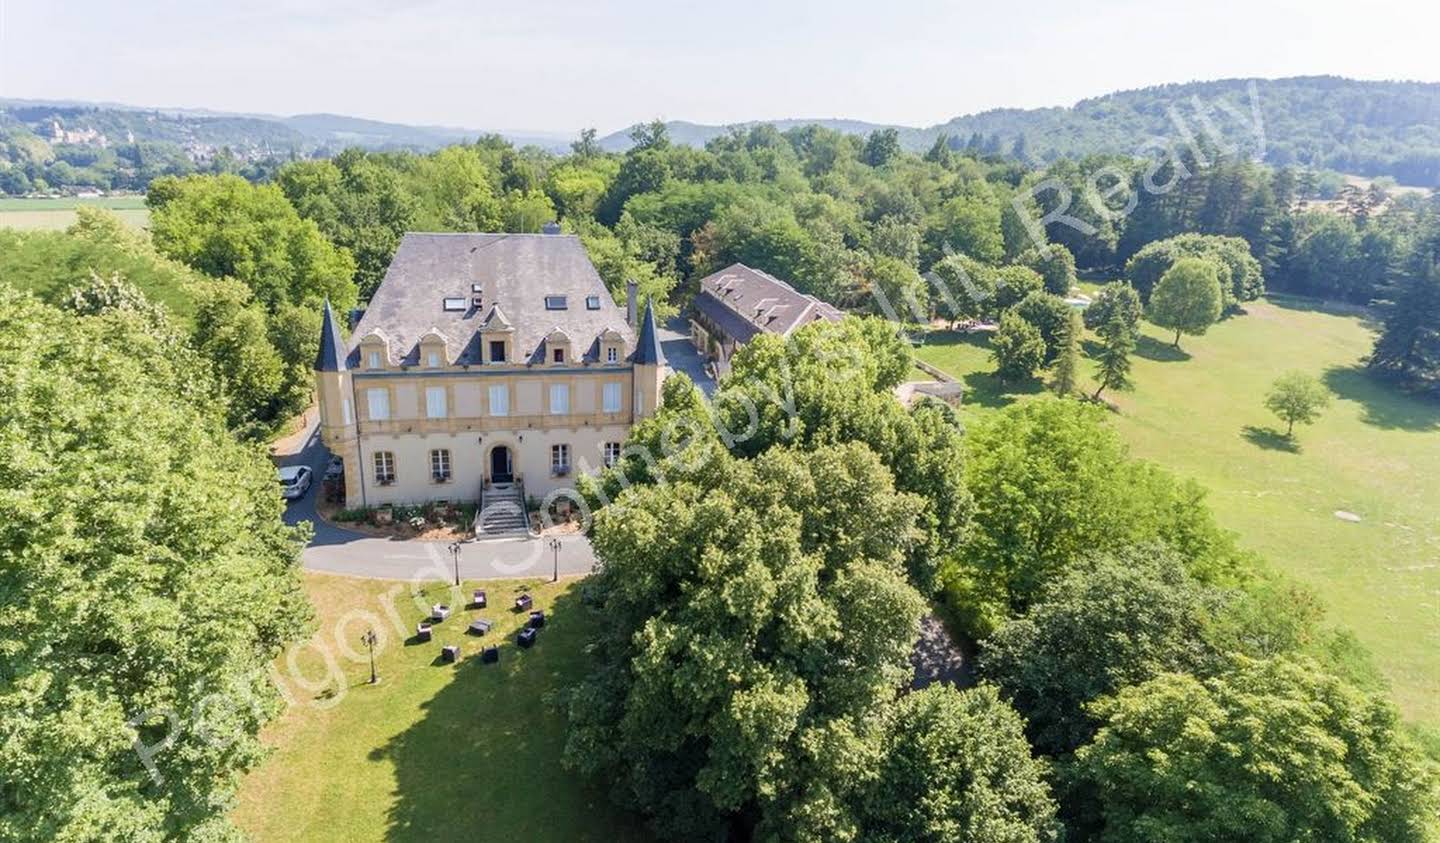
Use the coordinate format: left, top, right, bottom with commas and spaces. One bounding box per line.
1073, 657, 1439, 843
955, 399, 1242, 623
991, 310, 1047, 383
147, 173, 357, 313
564, 443, 929, 840
0, 287, 309, 842
859, 685, 1060, 842
981, 547, 1226, 756
1147, 257, 1223, 349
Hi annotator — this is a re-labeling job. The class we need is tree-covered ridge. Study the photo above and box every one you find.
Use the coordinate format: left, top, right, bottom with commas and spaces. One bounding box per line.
600, 77, 1440, 186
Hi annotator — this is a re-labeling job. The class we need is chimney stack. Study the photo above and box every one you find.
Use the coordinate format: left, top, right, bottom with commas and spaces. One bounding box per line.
626, 280, 638, 328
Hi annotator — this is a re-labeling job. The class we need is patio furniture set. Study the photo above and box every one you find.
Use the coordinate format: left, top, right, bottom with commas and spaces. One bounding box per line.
413, 588, 547, 664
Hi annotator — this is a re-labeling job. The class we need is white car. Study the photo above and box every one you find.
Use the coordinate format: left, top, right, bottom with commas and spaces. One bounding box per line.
278, 466, 313, 501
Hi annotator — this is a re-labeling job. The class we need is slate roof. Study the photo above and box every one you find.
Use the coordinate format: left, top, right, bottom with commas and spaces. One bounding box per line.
632, 299, 663, 365
347, 233, 635, 367
314, 299, 347, 372
693, 263, 843, 341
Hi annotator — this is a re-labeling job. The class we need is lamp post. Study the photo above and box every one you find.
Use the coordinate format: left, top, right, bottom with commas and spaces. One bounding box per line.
361, 628, 378, 684
548, 537, 561, 583
448, 541, 462, 587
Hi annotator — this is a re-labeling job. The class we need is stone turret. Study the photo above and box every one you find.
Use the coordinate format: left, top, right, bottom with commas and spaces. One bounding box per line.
631, 298, 665, 419
313, 299, 360, 501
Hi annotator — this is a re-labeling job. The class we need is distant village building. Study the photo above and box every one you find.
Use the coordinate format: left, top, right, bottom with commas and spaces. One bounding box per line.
689, 263, 843, 375
314, 231, 665, 517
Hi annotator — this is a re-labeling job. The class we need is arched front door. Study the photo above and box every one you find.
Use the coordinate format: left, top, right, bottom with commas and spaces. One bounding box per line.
489, 445, 513, 484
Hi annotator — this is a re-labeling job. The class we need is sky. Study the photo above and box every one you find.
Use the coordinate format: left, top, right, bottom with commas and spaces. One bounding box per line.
1, 0, 1437, 134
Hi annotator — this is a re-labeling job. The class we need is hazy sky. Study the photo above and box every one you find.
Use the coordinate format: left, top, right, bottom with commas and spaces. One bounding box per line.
1, 0, 1436, 134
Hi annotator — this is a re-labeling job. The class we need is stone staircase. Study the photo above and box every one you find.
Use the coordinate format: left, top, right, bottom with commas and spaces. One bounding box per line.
475, 482, 530, 538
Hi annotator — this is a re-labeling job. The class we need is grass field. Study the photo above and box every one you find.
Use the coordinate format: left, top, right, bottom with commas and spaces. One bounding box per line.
0, 195, 150, 230
232, 573, 652, 843
915, 299, 1440, 726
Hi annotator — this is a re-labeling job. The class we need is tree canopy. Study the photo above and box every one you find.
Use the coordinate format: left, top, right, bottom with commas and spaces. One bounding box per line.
1147, 257, 1223, 349
1073, 657, 1439, 843
0, 286, 309, 841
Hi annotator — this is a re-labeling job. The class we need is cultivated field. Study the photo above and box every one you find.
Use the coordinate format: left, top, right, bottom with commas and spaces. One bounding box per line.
0, 195, 150, 230
915, 297, 1440, 727
232, 573, 652, 843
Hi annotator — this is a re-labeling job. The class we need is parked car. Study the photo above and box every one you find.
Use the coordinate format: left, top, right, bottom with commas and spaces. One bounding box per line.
278, 465, 313, 501
323, 455, 344, 482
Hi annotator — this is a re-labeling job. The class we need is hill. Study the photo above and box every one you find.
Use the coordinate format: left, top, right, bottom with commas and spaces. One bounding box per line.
600, 76, 1440, 186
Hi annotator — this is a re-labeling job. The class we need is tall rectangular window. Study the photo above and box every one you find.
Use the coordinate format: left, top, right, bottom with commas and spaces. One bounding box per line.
430, 449, 451, 482
552, 347, 565, 364
488, 340, 506, 363
427, 350, 441, 368
602, 382, 622, 413
488, 384, 509, 416
425, 386, 447, 419
606, 346, 618, 363
367, 350, 382, 369
342, 398, 353, 425
366, 388, 390, 420
551, 443, 570, 474
549, 383, 570, 415
374, 451, 395, 485
603, 442, 621, 468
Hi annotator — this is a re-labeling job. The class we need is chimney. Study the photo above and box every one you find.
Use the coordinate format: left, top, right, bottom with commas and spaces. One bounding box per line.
626, 280, 638, 328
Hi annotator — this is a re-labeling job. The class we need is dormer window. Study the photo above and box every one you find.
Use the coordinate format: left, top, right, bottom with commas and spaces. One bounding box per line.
586, 295, 601, 310
544, 327, 572, 366
544, 295, 568, 310
442, 297, 467, 311
598, 327, 625, 366
359, 330, 392, 370
417, 327, 449, 370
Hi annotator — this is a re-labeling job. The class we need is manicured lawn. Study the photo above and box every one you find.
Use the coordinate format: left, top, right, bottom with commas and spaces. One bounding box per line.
916, 299, 1440, 726
232, 572, 652, 843
0, 195, 149, 230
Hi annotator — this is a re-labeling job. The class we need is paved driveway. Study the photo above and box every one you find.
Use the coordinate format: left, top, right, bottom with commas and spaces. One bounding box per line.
276, 412, 598, 582
659, 315, 716, 396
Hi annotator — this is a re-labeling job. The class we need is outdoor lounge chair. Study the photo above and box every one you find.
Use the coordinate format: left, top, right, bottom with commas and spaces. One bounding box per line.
416, 622, 433, 642
528, 610, 545, 629
468, 618, 493, 635
517, 627, 537, 648
480, 645, 499, 663
441, 644, 459, 663
472, 589, 487, 608
514, 593, 533, 612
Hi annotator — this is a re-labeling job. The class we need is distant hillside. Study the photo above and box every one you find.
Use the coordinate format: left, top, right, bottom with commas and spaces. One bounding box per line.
601, 76, 1440, 186
597, 117, 907, 151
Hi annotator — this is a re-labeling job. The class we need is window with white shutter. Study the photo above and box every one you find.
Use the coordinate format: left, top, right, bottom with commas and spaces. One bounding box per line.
366, 388, 390, 420
425, 386, 447, 419
488, 384, 509, 416
602, 382, 622, 413
549, 383, 570, 415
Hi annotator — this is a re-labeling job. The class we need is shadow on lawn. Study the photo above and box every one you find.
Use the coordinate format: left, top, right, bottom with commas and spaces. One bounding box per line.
1133, 334, 1192, 363
1323, 365, 1440, 432
1241, 425, 1301, 454
961, 369, 1045, 410
372, 589, 650, 843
